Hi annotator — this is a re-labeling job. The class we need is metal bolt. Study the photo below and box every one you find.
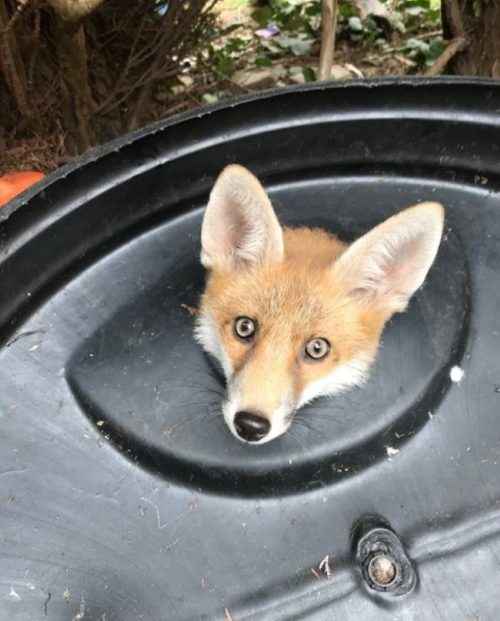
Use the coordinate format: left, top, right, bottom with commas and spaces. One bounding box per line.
367, 554, 397, 587
352, 515, 417, 596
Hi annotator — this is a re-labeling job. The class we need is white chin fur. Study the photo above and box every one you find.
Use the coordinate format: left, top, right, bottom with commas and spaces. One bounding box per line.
297, 354, 371, 408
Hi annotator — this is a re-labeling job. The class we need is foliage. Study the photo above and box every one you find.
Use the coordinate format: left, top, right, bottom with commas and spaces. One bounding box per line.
199, 0, 320, 85
203, 0, 443, 82
399, 36, 444, 66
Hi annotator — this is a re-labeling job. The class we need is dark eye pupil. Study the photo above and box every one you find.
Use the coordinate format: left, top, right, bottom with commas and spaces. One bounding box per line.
305, 338, 329, 360
235, 317, 255, 339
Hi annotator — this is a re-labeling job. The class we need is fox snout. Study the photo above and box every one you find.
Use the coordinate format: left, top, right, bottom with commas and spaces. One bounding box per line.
233, 412, 270, 443
220, 347, 298, 443
195, 164, 445, 444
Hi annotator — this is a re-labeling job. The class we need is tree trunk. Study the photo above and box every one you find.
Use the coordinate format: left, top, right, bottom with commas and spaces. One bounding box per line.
0, 0, 33, 128
442, 0, 500, 77
50, 0, 104, 153
53, 15, 94, 152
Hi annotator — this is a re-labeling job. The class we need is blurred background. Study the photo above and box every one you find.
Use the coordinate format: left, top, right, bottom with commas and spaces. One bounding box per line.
0, 0, 498, 177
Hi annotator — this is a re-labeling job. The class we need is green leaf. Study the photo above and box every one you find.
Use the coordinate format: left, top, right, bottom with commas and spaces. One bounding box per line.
276, 35, 313, 55
348, 16, 363, 32
403, 37, 429, 52
282, 13, 308, 31
302, 66, 316, 82
406, 0, 430, 8
225, 36, 247, 53
280, 2, 300, 16
251, 6, 273, 27
365, 30, 379, 46
405, 6, 426, 15
216, 55, 235, 76
305, 2, 322, 17
393, 18, 406, 33
255, 55, 272, 67
160, 78, 179, 94
220, 23, 244, 35
427, 37, 444, 61
338, 4, 356, 18
202, 93, 219, 105
259, 39, 282, 54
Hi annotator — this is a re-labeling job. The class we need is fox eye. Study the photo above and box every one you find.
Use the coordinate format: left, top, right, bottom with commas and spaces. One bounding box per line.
234, 317, 256, 340
305, 338, 330, 360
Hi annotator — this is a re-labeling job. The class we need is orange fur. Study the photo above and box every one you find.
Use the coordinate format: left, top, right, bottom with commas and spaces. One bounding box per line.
196, 164, 444, 443
200, 227, 386, 412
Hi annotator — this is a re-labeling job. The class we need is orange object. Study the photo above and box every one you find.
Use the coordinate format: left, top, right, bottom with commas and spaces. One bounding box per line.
0, 171, 45, 208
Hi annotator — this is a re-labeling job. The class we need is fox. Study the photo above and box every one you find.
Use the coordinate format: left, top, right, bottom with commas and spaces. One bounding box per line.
195, 165, 444, 444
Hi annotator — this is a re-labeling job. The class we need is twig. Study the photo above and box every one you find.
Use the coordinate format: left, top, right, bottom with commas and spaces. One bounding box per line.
162, 101, 190, 117
102, 7, 150, 108
318, 0, 338, 81
198, 58, 250, 94
415, 29, 442, 40
0, 0, 30, 34
392, 53, 417, 67
425, 36, 467, 76
27, 0, 41, 86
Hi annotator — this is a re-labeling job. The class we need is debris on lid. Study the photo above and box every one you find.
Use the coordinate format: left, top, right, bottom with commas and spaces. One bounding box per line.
450, 365, 465, 383
386, 446, 399, 457
319, 554, 334, 579
180, 303, 199, 317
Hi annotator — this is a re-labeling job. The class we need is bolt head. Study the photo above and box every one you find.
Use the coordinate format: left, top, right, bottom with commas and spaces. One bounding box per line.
367, 554, 397, 587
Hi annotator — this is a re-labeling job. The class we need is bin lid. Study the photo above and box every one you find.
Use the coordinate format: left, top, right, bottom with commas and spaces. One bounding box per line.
1, 78, 499, 620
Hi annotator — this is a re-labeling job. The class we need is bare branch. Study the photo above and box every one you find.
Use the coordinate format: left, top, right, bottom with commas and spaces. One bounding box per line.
318, 0, 338, 81
425, 36, 468, 76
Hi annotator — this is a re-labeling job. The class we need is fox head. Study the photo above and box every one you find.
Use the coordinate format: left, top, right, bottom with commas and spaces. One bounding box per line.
195, 165, 444, 444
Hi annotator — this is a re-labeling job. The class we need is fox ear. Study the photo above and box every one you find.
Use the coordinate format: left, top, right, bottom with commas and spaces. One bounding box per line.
334, 202, 444, 313
201, 165, 284, 270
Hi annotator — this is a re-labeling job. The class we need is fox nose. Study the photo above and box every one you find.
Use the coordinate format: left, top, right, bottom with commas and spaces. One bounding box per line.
234, 411, 271, 442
